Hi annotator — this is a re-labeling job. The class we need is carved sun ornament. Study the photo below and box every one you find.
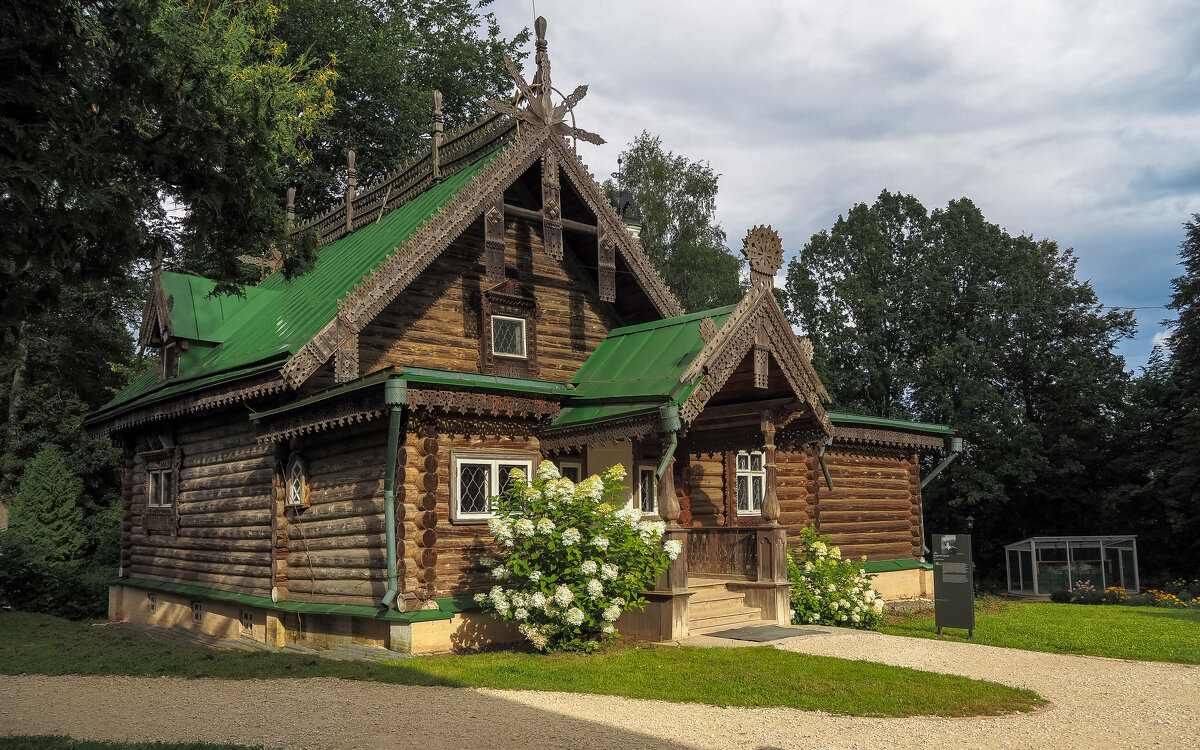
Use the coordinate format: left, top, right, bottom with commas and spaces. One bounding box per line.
699, 316, 718, 343
487, 17, 605, 147
742, 225, 784, 290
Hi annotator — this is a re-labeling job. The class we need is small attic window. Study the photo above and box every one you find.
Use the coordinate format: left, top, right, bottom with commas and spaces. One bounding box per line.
159, 341, 181, 380
491, 316, 526, 358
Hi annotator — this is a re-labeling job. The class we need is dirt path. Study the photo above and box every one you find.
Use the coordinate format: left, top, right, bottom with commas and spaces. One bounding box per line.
2, 631, 1196, 749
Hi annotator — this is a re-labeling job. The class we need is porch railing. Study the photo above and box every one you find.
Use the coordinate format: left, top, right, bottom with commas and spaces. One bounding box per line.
686, 527, 760, 580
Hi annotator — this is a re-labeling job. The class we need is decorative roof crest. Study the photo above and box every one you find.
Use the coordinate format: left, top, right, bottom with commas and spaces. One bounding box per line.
487, 16, 605, 148
742, 225, 784, 291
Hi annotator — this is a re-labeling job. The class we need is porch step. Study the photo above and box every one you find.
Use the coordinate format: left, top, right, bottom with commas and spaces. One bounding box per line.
686, 578, 764, 634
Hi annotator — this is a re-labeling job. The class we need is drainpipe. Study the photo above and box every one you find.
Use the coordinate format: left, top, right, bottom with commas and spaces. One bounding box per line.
380, 379, 407, 609
817, 437, 834, 490
655, 404, 680, 480
918, 436, 962, 557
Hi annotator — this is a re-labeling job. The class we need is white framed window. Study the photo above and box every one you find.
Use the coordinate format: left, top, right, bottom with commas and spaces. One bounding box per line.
451, 452, 535, 522
491, 315, 527, 358
241, 610, 253, 634
637, 464, 658, 516
147, 467, 174, 508
736, 450, 765, 515
191, 602, 203, 623
285, 454, 307, 507
557, 461, 583, 483
148, 594, 157, 614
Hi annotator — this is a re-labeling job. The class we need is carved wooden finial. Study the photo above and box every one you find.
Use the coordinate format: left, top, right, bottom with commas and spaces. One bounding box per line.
486, 15, 605, 147
742, 225, 784, 292
699, 316, 717, 343
345, 150, 357, 233
285, 187, 296, 230
432, 90, 444, 180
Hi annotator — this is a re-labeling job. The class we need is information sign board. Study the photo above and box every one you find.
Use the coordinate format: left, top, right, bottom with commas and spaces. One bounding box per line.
932, 533, 975, 636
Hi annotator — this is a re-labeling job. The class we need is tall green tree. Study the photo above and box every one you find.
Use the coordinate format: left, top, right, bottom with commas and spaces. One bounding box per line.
274, 0, 529, 214
784, 191, 1137, 574
608, 132, 743, 313
0, 0, 338, 339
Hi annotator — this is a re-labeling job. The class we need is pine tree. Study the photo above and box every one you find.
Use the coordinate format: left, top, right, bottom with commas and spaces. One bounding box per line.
9, 445, 87, 561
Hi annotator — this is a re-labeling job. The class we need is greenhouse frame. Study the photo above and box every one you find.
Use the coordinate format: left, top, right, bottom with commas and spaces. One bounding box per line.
1004, 535, 1139, 595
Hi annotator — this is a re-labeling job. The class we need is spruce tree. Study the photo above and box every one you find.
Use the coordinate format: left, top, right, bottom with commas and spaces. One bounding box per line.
9, 445, 87, 561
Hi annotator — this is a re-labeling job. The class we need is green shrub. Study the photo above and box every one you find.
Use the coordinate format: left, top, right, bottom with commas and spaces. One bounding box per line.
787, 526, 883, 629
475, 462, 674, 652
1049, 589, 1071, 603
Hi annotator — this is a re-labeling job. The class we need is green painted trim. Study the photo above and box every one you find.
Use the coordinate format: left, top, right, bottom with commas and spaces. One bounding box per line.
828, 411, 955, 436
115, 577, 456, 623
435, 595, 483, 614
861, 559, 934, 573
249, 369, 395, 420
397, 366, 572, 395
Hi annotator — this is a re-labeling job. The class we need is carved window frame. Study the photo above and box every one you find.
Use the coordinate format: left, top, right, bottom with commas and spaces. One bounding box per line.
142, 447, 180, 534
636, 463, 658, 516
449, 450, 536, 524
284, 453, 310, 508
480, 283, 538, 378
735, 450, 766, 516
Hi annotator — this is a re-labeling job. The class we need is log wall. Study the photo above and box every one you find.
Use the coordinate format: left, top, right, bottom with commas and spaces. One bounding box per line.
811, 448, 922, 562
358, 215, 622, 382
683, 452, 726, 527
126, 412, 274, 595
416, 426, 542, 604
280, 421, 388, 607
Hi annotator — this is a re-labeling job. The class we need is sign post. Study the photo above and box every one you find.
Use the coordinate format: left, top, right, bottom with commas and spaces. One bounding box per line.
932, 533, 975, 637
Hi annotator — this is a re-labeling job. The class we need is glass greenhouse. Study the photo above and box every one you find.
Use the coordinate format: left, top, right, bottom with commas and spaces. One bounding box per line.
1004, 535, 1139, 595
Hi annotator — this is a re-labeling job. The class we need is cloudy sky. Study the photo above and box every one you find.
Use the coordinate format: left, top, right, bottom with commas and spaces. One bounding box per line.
488, 0, 1200, 369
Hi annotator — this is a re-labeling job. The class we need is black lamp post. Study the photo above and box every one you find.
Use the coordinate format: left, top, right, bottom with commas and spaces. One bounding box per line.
966, 515, 975, 533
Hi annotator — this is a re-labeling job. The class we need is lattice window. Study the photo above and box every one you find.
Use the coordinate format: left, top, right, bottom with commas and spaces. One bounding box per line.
491, 315, 526, 358
638, 465, 657, 515
452, 454, 534, 522
736, 450, 765, 515
285, 454, 308, 508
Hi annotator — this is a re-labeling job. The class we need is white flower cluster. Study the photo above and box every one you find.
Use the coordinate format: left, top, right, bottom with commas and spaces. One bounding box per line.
553, 584, 574, 607
586, 578, 603, 597
561, 527, 581, 546
514, 518, 535, 537
536, 517, 555, 534
663, 539, 682, 560
580, 560, 598, 575
487, 517, 515, 547
600, 563, 619, 580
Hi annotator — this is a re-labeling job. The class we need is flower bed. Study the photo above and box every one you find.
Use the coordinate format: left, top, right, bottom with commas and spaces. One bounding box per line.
1056, 577, 1200, 608
787, 526, 884, 629
474, 462, 677, 652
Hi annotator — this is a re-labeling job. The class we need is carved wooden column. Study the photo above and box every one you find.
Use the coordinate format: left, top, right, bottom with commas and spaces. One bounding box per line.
754, 328, 770, 389
542, 151, 563, 260
760, 412, 779, 524
484, 198, 506, 282
757, 412, 789, 620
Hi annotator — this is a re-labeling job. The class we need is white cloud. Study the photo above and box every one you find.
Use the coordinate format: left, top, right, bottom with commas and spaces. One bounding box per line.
490, 0, 1200, 367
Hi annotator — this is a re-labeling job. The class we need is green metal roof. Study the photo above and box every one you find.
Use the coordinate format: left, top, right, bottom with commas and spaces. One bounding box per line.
160, 272, 278, 343
91, 147, 505, 425
828, 411, 955, 436
549, 304, 737, 429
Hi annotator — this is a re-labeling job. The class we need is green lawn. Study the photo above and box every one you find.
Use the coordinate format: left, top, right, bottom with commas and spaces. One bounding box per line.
882, 600, 1200, 664
0, 611, 1043, 717
0, 739, 263, 750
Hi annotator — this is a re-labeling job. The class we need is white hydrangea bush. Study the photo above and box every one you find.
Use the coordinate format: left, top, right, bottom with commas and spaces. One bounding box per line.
786, 525, 885, 630
473, 461, 677, 651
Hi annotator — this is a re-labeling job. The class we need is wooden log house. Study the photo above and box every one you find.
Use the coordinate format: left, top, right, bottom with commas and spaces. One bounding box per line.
88, 18, 952, 651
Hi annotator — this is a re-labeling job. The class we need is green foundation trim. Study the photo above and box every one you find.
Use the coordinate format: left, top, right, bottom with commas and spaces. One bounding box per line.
115, 578, 464, 623
860, 559, 934, 574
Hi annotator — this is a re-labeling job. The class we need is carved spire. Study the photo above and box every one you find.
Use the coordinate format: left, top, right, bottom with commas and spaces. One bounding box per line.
486, 16, 605, 147
345, 150, 357, 233
742, 225, 784, 292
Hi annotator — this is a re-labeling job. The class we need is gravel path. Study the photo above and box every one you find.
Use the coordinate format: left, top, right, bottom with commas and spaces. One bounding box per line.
2, 630, 1196, 750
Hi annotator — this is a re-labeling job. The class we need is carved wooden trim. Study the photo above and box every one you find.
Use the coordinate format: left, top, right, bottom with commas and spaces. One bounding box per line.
334, 330, 359, 383
542, 150, 563, 260
406, 388, 559, 420
141, 446, 181, 536
88, 374, 286, 435
831, 426, 946, 452
484, 198, 506, 282
679, 289, 831, 436
597, 223, 616, 303
255, 391, 384, 444
552, 137, 682, 317
539, 411, 661, 453
479, 279, 539, 379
